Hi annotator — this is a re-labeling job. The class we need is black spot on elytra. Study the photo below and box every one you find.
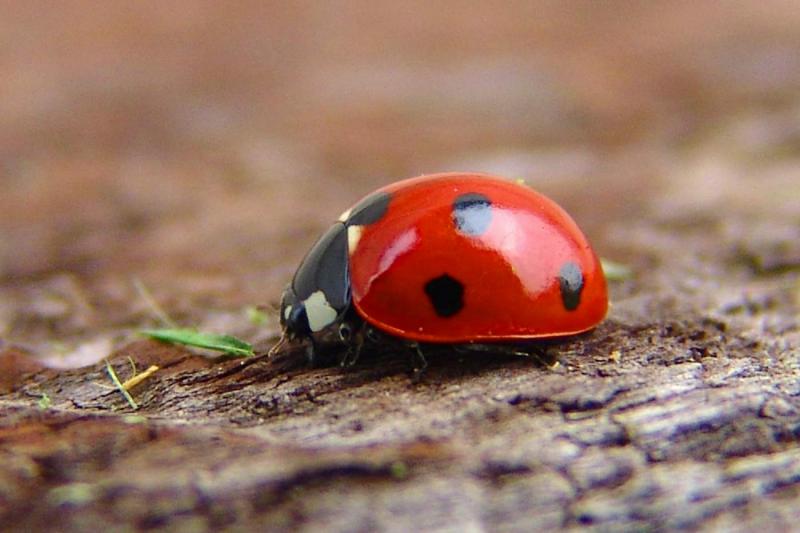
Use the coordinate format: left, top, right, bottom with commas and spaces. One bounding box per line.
291, 222, 350, 311
453, 192, 492, 236
424, 274, 464, 317
346, 191, 392, 226
559, 261, 584, 311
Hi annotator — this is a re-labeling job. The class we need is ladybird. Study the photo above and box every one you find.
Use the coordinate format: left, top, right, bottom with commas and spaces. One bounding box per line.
278, 172, 607, 369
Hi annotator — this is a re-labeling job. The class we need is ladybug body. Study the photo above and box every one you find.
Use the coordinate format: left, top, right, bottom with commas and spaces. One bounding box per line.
280, 173, 607, 363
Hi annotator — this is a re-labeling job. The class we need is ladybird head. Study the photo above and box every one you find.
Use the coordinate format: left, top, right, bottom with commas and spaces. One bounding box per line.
279, 284, 312, 340
277, 191, 391, 351
279, 281, 348, 342
278, 223, 352, 345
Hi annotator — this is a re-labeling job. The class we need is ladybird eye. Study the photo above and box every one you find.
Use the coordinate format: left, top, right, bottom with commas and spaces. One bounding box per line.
338, 323, 352, 342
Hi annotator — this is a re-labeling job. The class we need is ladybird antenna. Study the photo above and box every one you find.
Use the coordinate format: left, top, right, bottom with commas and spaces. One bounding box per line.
268, 334, 289, 357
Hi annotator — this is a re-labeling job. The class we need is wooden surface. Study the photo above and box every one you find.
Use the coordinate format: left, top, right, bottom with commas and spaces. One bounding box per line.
1, 3, 800, 531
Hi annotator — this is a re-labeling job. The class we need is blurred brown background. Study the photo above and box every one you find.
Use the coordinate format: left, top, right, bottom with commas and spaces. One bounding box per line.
2, 1, 799, 347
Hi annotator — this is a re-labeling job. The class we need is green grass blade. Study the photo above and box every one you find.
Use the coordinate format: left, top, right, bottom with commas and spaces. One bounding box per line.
141, 328, 254, 357
601, 258, 633, 281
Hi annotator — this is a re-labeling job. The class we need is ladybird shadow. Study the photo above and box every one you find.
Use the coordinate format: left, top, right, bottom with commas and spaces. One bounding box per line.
413, 344, 559, 383
263, 333, 578, 386
334, 340, 560, 384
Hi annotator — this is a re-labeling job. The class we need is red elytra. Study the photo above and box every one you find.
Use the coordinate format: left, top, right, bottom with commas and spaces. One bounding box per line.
346, 173, 608, 343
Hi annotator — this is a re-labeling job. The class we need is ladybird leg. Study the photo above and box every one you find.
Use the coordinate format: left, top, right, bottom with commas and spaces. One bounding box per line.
339, 348, 351, 368
454, 343, 558, 369
529, 344, 559, 369
268, 335, 289, 357
337, 322, 353, 367
305, 336, 320, 366
337, 317, 367, 368
408, 342, 429, 382
364, 324, 381, 343
510, 343, 558, 369
339, 324, 366, 368
343, 335, 364, 368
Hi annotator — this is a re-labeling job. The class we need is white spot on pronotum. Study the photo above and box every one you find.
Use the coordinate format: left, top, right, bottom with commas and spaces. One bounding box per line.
304, 290, 338, 332
347, 225, 363, 254
338, 208, 352, 222
283, 304, 293, 321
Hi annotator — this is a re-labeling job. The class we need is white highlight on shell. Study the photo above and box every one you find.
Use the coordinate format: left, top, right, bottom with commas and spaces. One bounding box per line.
283, 304, 293, 321
304, 290, 338, 332
375, 227, 418, 278
338, 208, 352, 222
347, 225, 363, 254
